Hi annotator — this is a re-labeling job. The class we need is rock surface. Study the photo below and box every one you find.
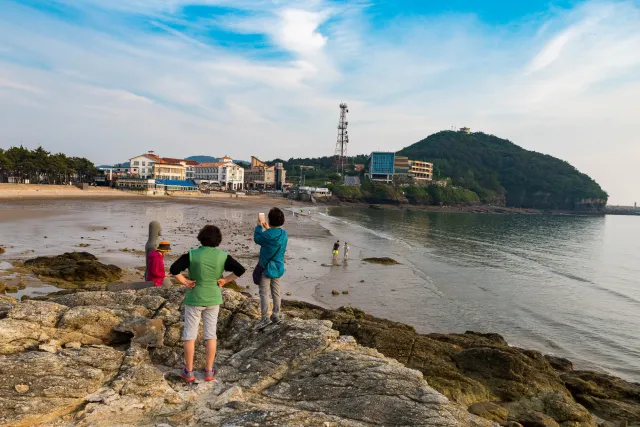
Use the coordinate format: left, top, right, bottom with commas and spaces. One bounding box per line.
0, 287, 493, 427
280, 301, 640, 427
24, 252, 122, 283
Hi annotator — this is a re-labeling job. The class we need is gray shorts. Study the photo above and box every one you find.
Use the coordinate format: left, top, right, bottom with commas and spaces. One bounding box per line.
183, 305, 220, 341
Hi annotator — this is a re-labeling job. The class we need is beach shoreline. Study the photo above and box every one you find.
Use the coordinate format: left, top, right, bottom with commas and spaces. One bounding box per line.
320, 198, 607, 216
1, 197, 638, 385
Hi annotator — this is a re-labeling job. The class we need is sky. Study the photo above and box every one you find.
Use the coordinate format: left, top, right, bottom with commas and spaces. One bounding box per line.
0, 0, 639, 204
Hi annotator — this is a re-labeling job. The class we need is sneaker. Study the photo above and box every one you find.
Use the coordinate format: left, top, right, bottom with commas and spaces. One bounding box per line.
270, 315, 283, 325
254, 319, 272, 331
180, 367, 195, 383
203, 368, 215, 382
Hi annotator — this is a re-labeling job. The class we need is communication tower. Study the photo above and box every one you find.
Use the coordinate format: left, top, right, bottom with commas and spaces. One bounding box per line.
334, 103, 349, 174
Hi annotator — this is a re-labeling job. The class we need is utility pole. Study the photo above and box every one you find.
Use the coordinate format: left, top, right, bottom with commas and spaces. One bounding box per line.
333, 103, 349, 175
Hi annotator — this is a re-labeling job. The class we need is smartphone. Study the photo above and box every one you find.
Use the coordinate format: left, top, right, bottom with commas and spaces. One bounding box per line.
258, 213, 265, 223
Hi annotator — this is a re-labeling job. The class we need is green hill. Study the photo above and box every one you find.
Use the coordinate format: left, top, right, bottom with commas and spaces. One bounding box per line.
398, 131, 607, 210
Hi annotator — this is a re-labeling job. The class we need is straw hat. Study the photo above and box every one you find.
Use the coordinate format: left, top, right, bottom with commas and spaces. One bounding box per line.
158, 241, 172, 252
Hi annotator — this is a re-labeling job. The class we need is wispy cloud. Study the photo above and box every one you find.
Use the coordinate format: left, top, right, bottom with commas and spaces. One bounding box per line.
0, 0, 639, 203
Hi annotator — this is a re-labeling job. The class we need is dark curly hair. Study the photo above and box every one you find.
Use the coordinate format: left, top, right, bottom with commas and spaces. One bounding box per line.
268, 207, 285, 227
197, 225, 222, 247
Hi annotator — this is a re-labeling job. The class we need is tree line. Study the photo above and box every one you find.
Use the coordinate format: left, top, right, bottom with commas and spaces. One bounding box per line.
0, 146, 98, 184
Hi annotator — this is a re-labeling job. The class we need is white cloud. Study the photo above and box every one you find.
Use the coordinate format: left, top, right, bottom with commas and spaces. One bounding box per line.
0, 0, 639, 203
274, 9, 328, 54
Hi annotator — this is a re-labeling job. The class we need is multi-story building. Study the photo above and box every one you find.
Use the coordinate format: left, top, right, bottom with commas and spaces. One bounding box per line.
367, 152, 396, 183
162, 158, 198, 179
367, 152, 434, 184
153, 162, 186, 181
245, 156, 276, 190
129, 151, 162, 178
394, 155, 410, 174
408, 160, 434, 182
129, 152, 198, 180
274, 163, 287, 191
194, 157, 244, 190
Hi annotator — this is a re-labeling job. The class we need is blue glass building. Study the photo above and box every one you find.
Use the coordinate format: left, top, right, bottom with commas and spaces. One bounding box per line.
367, 152, 396, 183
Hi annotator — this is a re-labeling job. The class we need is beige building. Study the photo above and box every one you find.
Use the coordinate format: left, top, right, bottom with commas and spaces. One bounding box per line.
153, 162, 186, 181
245, 156, 276, 189
408, 160, 434, 181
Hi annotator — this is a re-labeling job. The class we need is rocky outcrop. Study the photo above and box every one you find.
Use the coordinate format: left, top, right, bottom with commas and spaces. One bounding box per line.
24, 252, 122, 284
280, 301, 640, 427
0, 288, 493, 427
561, 370, 640, 423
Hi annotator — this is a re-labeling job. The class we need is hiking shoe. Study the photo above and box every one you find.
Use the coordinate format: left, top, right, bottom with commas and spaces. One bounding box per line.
254, 319, 272, 331
203, 368, 215, 382
270, 315, 283, 325
180, 368, 195, 383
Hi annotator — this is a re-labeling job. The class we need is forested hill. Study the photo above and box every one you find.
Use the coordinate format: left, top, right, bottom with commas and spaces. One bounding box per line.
398, 131, 608, 210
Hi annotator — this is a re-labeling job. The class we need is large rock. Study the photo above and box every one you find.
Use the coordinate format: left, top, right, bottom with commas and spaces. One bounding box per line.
453, 347, 566, 401
2, 287, 635, 427
281, 301, 640, 426
561, 370, 640, 424
7, 300, 68, 327
0, 294, 19, 319
24, 252, 122, 283
57, 306, 131, 344
114, 316, 165, 348
504, 391, 595, 426
0, 319, 53, 354
468, 402, 509, 424
0, 345, 124, 427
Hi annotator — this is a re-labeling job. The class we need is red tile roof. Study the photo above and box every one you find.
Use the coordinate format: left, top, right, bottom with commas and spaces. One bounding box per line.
131, 153, 162, 162
161, 157, 199, 166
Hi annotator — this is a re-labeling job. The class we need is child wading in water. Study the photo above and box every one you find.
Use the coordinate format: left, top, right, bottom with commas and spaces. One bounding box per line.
147, 241, 171, 287
170, 225, 246, 382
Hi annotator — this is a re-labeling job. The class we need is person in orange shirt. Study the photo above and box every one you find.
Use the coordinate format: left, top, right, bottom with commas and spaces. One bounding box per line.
147, 241, 171, 287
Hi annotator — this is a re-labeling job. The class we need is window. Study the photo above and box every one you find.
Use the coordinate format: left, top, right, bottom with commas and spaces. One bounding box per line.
133, 161, 139, 166
142, 161, 146, 166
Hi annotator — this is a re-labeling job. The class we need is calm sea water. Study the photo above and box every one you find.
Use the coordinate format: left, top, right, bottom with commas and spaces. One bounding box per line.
325, 207, 640, 382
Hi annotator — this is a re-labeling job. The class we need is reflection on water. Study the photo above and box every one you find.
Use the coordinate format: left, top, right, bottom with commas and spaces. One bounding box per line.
327, 207, 640, 382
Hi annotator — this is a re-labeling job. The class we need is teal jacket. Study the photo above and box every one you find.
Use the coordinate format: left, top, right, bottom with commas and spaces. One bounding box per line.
254, 226, 288, 279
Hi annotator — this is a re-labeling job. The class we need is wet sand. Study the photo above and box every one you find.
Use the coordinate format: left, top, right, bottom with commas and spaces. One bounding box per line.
0, 198, 343, 307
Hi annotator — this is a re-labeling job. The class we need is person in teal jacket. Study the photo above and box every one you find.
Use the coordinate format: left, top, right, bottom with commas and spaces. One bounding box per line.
254, 207, 288, 330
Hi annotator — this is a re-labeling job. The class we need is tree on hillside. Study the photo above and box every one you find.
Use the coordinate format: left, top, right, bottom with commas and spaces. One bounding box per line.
398, 131, 607, 209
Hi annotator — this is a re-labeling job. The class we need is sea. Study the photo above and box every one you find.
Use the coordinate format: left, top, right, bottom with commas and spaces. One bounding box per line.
320, 206, 640, 383
1, 199, 638, 383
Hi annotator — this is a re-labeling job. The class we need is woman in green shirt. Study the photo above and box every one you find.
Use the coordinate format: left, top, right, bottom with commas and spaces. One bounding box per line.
171, 225, 246, 382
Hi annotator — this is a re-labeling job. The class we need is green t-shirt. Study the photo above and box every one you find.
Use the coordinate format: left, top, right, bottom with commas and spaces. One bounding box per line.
184, 246, 227, 306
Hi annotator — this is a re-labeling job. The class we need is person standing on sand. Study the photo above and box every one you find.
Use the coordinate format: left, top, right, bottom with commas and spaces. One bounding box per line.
332, 240, 340, 263
145, 221, 162, 281
170, 225, 246, 383
147, 241, 172, 287
343, 241, 349, 262
254, 207, 288, 330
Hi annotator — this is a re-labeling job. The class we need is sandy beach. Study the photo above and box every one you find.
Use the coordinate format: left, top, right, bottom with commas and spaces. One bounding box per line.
0, 196, 345, 309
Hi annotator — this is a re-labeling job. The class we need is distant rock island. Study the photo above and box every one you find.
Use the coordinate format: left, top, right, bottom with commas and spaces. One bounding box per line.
398, 131, 608, 211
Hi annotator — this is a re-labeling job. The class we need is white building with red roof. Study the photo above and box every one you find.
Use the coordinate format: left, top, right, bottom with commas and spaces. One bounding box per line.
129, 151, 162, 179
128, 151, 200, 180
194, 156, 244, 190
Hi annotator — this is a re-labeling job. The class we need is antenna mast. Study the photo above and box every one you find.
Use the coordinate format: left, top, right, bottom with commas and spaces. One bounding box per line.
334, 103, 349, 174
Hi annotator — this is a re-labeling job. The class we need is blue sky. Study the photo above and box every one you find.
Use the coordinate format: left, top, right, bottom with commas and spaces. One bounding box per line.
0, 0, 639, 203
